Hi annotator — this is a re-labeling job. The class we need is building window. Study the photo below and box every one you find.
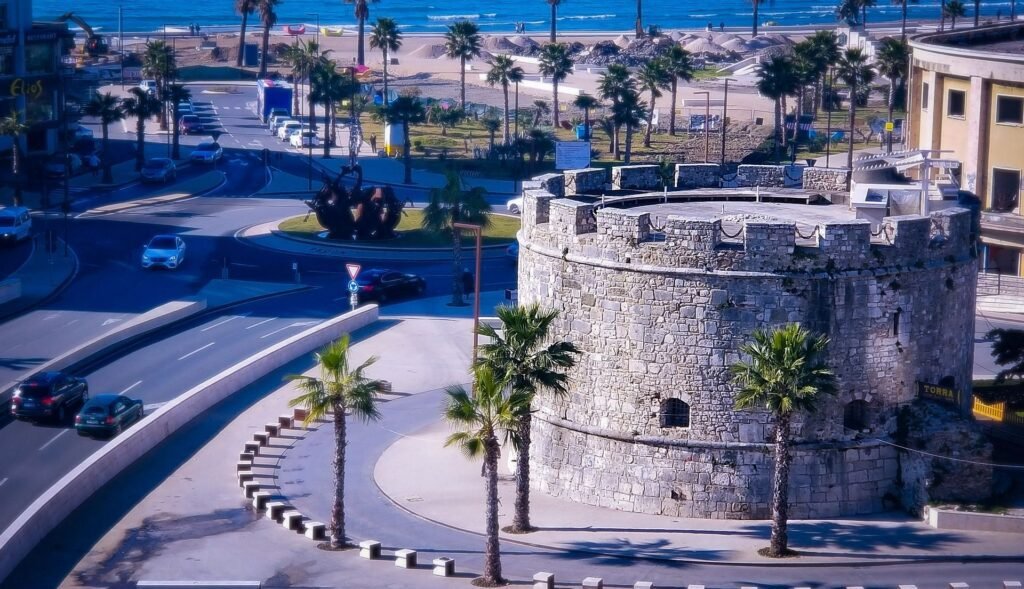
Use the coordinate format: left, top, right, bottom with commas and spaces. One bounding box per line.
844, 400, 870, 432
996, 96, 1024, 125
0, 5, 7, 30
659, 398, 690, 428
922, 82, 930, 110
947, 89, 966, 118
25, 43, 56, 75
992, 168, 1022, 213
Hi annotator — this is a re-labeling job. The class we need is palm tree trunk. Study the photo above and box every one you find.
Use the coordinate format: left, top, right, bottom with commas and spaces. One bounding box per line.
323, 99, 331, 158
331, 401, 347, 547
862, 3, 868, 27
847, 82, 857, 170
781, 94, 789, 152
237, 13, 249, 67
482, 436, 503, 584
552, 81, 560, 127
791, 88, 802, 146
259, 22, 271, 78
357, 17, 366, 66
773, 97, 781, 163
157, 80, 167, 131
460, 57, 467, 109
769, 412, 791, 557
636, 0, 644, 37
669, 79, 678, 135
135, 116, 145, 171
644, 93, 656, 147
550, 3, 557, 43
382, 49, 389, 108
901, 1, 908, 39
624, 122, 634, 164
502, 85, 510, 145
752, 0, 760, 37
974, 0, 979, 26
101, 123, 113, 184
511, 411, 533, 532
887, 77, 896, 153
402, 121, 412, 183
583, 107, 590, 140
613, 124, 621, 160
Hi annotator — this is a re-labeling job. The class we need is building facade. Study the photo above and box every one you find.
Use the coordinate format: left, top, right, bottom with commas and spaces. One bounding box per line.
907, 23, 1024, 275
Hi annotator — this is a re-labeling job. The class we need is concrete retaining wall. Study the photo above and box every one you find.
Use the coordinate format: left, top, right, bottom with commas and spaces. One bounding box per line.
925, 506, 1024, 533
0, 305, 379, 583
0, 279, 21, 305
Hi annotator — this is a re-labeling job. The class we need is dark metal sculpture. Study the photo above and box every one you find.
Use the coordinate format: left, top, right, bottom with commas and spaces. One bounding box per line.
305, 164, 405, 240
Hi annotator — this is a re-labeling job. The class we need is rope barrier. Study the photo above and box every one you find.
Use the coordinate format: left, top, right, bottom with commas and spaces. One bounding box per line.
649, 221, 667, 233
794, 225, 819, 240
719, 224, 743, 239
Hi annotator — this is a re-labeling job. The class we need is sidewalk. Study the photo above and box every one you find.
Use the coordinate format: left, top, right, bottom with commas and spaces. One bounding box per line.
0, 233, 77, 321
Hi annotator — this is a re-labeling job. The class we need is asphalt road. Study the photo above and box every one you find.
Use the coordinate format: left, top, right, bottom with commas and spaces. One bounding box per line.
0, 239, 32, 281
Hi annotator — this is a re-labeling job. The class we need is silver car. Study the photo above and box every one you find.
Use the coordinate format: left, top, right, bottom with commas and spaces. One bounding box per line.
141, 234, 186, 270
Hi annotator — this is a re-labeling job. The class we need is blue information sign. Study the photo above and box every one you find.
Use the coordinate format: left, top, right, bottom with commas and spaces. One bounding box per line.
348, 280, 359, 293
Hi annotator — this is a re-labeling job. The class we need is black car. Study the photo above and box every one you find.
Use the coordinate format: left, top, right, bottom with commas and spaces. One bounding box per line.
10, 371, 89, 422
354, 269, 426, 302
75, 394, 145, 437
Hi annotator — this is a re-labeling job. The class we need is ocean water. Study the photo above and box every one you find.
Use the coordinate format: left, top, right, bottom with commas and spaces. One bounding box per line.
34, 0, 1013, 34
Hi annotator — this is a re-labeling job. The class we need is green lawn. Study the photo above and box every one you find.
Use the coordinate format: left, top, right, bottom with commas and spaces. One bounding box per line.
278, 209, 520, 248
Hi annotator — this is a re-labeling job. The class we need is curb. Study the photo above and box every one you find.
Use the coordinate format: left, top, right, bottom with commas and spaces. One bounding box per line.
0, 236, 79, 324
271, 227, 512, 253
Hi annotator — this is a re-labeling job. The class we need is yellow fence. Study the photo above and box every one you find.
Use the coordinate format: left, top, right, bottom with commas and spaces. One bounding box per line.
973, 397, 1006, 421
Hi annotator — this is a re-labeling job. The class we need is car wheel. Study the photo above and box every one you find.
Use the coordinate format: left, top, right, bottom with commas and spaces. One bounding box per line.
378, 292, 388, 303
112, 423, 123, 437
510, 205, 520, 214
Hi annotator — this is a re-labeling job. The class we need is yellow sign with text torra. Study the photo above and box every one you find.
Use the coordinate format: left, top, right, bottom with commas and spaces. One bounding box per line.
917, 382, 960, 405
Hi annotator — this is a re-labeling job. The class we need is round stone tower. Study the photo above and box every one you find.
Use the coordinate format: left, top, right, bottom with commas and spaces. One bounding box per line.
518, 189, 977, 519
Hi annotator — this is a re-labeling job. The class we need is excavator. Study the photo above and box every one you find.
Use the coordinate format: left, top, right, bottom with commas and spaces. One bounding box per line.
57, 13, 108, 56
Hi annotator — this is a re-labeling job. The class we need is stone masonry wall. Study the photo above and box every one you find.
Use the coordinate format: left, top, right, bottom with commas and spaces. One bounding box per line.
565, 168, 608, 195
535, 173, 565, 198
736, 164, 786, 187
804, 167, 851, 193
612, 165, 661, 190
675, 164, 721, 189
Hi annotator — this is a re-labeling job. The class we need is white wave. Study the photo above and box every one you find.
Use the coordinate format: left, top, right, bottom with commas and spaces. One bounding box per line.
482, 13, 497, 18
689, 13, 716, 17
427, 14, 482, 21
557, 13, 617, 20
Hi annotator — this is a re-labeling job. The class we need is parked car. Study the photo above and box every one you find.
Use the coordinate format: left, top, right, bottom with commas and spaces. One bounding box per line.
0, 206, 32, 243
277, 120, 302, 141
266, 108, 289, 126
354, 269, 425, 302
506, 196, 523, 214
190, 141, 223, 163
176, 102, 194, 116
75, 394, 144, 437
290, 129, 319, 148
10, 371, 89, 423
141, 234, 186, 269
44, 153, 82, 179
141, 158, 177, 183
138, 80, 158, 95
268, 114, 292, 135
179, 114, 203, 135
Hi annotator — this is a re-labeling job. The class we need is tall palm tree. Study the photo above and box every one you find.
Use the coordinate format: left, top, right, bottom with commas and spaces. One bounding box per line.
598, 63, 631, 159
615, 83, 646, 164
422, 169, 491, 305
636, 57, 670, 148
142, 40, 175, 130
545, 0, 563, 43
475, 303, 580, 533
875, 37, 909, 153
531, 99, 550, 128
635, 0, 644, 36
312, 62, 354, 157
444, 21, 483, 109
944, 0, 966, 27
83, 92, 125, 184
344, 0, 380, 66
235, 0, 257, 67
891, 0, 919, 39
286, 40, 330, 134
756, 55, 799, 163
573, 93, 599, 140
837, 47, 875, 170
382, 95, 427, 183
973, 0, 981, 26
790, 40, 818, 146
664, 45, 694, 136
120, 87, 161, 171
861, 0, 878, 26
289, 334, 384, 548
730, 324, 836, 558
486, 55, 525, 145
807, 30, 839, 117
443, 365, 528, 585
165, 84, 191, 160
751, 0, 767, 36
257, 0, 280, 78
836, 0, 862, 24
369, 18, 402, 108
538, 43, 573, 128
482, 116, 501, 156
0, 113, 27, 206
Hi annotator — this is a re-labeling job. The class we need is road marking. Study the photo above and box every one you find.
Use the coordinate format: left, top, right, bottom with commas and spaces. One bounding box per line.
42, 314, 60, 321
39, 429, 70, 451
0, 477, 7, 488
259, 321, 317, 339
66, 319, 79, 325
122, 380, 143, 394
102, 318, 122, 326
246, 317, 276, 330
201, 313, 250, 332
178, 342, 215, 361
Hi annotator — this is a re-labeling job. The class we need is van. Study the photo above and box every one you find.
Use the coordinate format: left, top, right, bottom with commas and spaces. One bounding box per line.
138, 80, 158, 95
0, 207, 32, 243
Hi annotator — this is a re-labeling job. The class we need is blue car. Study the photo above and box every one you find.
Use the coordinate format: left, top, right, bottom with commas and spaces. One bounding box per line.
75, 394, 144, 438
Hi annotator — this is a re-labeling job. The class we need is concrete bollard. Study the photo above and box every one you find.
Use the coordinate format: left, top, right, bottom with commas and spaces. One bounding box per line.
359, 540, 382, 559
244, 441, 261, 456
1004, 583, 1022, 589
394, 549, 417, 568
950, 584, 970, 589
254, 432, 270, 447
304, 521, 327, 541
583, 578, 604, 589
239, 451, 254, 461
237, 472, 255, 487
265, 423, 280, 437
534, 572, 555, 589
282, 511, 304, 531
293, 407, 309, 422
688, 585, 705, 589
278, 415, 294, 429
236, 460, 252, 473
242, 481, 260, 498
252, 491, 272, 510
432, 557, 455, 577
635, 583, 654, 589
266, 501, 289, 522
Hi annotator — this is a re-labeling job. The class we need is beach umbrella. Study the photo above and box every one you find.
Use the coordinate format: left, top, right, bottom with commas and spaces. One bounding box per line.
669, 31, 683, 41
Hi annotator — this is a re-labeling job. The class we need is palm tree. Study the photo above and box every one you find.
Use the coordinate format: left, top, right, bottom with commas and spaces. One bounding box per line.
289, 334, 384, 548
598, 63, 631, 159
875, 37, 909, 153
285, 40, 330, 134
944, 0, 966, 27
892, 0, 919, 39
664, 45, 694, 136
861, 0, 878, 26
538, 43, 573, 128
531, 99, 550, 128
636, 57, 670, 148
573, 93, 599, 140
836, 0, 862, 24
486, 55, 525, 145
443, 365, 528, 585
614, 83, 646, 164
444, 21, 483, 109
344, 0, 380, 66
790, 40, 817, 146
973, 0, 981, 25
312, 62, 353, 157
84, 93, 125, 184
475, 303, 580, 533
235, 0, 257, 67
257, 0, 280, 78
807, 30, 839, 117
369, 18, 402, 108
142, 40, 175, 130
422, 169, 491, 305
756, 55, 799, 163
837, 47, 875, 170
120, 87, 161, 171
0, 113, 27, 206
730, 324, 836, 558
165, 84, 191, 160
482, 117, 501, 156
382, 95, 427, 184
635, 0, 645, 37
751, 0, 767, 36
545, 0, 563, 43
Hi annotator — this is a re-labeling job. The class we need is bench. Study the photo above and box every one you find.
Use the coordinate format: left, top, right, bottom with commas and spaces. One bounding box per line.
251, 491, 272, 510
359, 540, 382, 559
534, 572, 555, 589
394, 548, 417, 568
433, 557, 455, 577
304, 521, 327, 541
242, 481, 261, 498
278, 415, 294, 429
266, 501, 289, 522
583, 578, 604, 589
243, 441, 261, 456
264, 423, 280, 437
282, 510, 304, 531
253, 432, 270, 447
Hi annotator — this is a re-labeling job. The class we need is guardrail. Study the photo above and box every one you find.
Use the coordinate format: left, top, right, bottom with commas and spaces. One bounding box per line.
0, 305, 379, 583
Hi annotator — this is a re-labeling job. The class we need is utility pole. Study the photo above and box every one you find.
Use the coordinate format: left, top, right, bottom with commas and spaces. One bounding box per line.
720, 78, 735, 167
696, 91, 710, 163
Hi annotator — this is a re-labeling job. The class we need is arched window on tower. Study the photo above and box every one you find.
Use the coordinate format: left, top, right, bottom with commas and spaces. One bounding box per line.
843, 400, 870, 432
660, 398, 690, 428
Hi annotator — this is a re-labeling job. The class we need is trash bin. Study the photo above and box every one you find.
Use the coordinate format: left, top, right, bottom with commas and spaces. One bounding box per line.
574, 124, 589, 140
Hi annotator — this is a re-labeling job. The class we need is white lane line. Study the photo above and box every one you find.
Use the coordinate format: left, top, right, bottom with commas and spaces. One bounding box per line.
259, 321, 317, 339
66, 319, 79, 326
178, 342, 215, 361
122, 380, 143, 394
201, 312, 250, 332
39, 430, 70, 451
246, 317, 276, 330
0, 477, 7, 488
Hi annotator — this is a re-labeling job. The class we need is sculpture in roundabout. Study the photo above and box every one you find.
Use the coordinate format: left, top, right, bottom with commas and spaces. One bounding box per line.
305, 164, 405, 240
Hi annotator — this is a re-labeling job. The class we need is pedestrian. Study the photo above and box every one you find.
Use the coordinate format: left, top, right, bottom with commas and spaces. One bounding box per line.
196, 23, 201, 34
189, 23, 195, 35
369, 133, 377, 153
997, 8, 1002, 19
88, 153, 100, 177
719, 21, 725, 31
706, 21, 713, 31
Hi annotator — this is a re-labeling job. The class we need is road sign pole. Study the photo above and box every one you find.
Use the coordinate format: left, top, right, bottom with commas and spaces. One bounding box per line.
350, 291, 358, 311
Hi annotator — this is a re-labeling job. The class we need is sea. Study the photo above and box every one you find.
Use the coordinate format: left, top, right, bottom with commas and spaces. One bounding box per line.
34, 0, 1014, 35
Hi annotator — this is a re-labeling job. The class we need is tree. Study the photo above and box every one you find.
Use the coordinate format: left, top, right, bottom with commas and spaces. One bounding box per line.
142, 40, 175, 130
312, 62, 354, 157
165, 84, 191, 160
422, 169, 491, 305
891, 0, 919, 39
0, 113, 27, 206
235, 0, 257, 67
573, 93, 599, 140
597, 63, 632, 159
987, 328, 1024, 383
444, 21, 483, 109
475, 303, 580, 533
288, 334, 383, 548
369, 18, 402, 108
538, 43, 573, 128
531, 99, 550, 128
257, 0, 280, 78
83, 92, 125, 184
664, 45, 694, 136
120, 87, 161, 171
486, 55, 525, 145
836, 0, 862, 24
790, 40, 818, 146
285, 40, 330, 134
382, 95, 426, 184
482, 116, 501, 156
875, 37, 909, 153
427, 103, 465, 136
614, 82, 646, 164
636, 57, 670, 148
344, 0, 380, 66
944, 0, 966, 27
527, 128, 555, 165
973, 0, 981, 26
837, 48, 875, 170
546, 0, 563, 43
751, 0, 767, 36
730, 324, 836, 557
861, 0, 878, 26
806, 30, 840, 117
756, 55, 799, 163
635, 0, 644, 36
443, 365, 528, 585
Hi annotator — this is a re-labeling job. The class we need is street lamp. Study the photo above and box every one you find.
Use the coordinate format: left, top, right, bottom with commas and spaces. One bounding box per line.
453, 222, 483, 360
308, 13, 320, 46
695, 90, 710, 163
825, 67, 834, 168
720, 78, 736, 167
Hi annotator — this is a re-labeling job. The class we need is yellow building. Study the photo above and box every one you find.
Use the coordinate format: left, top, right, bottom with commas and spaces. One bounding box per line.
908, 23, 1024, 275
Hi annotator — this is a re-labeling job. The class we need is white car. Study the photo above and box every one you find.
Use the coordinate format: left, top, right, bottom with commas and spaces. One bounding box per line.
278, 121, 302, 141
290, 129, 319, 148
268, 114, 292, 134
190, 141, 223, 163
506, 196, 523, 214
141, 235, 186, 270
138, 80, 158, 95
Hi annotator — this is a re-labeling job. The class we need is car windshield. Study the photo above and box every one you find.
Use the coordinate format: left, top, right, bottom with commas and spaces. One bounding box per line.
197, 143, 220, 151
356, 271, 383, 284
143, 160, 167, 170
81, 404, 108, 415
149, 237, 177, 249
0, 217, 14, 227
17, 383, 52, 397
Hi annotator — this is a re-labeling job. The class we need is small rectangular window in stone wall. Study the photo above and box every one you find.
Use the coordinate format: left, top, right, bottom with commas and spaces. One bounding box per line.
660, 398, 690, 428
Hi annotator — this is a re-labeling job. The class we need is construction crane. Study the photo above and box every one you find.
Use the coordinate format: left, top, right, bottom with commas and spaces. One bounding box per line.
57, 12, 108, 56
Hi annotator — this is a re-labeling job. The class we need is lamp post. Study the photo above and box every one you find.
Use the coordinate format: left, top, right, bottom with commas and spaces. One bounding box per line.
720, 78, 736, 167
453, 222, 483, 360
825, 67, 834, 168
695, 90, 710, 163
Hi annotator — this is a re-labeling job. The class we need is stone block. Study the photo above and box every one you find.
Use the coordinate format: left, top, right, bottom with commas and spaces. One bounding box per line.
251, 491, 271, 510
266, 501, 288, 522
394, 548, 417, 568
634, 582, 654, 589
359, 540, 382, 559
282, 510, 304, 531
236, 460, 252, 473
433, 557, 455, 577
293, 407, 309, 422
242, 481, 260, 499
304, 521, 326, 541
254, 432, 270, 447
239, 451, 253, 462
898, 585, 918, 589
688, 585, 705, 589
612, 165, 660, 190
244, 441, 261, 456
1003, 583, 1022, 589
675, 164, 720, 189
534, 572, 555, 589
265, 423, 280, 437
536, 172, 566, 197
949, 584, 969, 589
237, 472, 255, 488
583, 577, 604, 589
565, 168, 608, 195
803, 167, 850, 192
278, 415, 294, 429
